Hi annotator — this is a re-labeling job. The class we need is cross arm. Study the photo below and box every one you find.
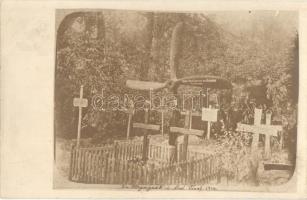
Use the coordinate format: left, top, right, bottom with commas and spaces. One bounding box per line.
133, 123, 161, 131
170, 127, 204, 137
236, 123, 282, 136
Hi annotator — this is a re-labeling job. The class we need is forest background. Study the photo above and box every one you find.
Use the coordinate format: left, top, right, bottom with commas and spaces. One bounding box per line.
55, 10, 298, 147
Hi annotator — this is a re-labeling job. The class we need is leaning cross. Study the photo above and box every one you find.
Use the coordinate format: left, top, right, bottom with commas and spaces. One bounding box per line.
73, 85, 88, 147
236, 108, 282, 157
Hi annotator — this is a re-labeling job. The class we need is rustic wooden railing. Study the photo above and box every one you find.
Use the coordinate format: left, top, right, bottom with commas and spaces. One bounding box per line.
69, 139, 227, 185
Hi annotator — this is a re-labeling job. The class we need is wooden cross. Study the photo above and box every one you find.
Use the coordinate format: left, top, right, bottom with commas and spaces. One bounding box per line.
73, 85, 88, 147
152, 107, 169, 137
171, 110, 204, 137
180, 110, 201, 129
132, 108, 161, 161
132, 97, 161, 135
236, 108, 282, 157
132, 92, 161, 161
170, 110, 205, 161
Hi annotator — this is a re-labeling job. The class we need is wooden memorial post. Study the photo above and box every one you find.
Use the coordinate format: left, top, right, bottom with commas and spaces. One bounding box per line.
201, 106, 218, 139
183, 110, 191, 161
237, 108, 282, 157
252, 108, 262, 150
161, 109, 165, 136
125, 108, 134, 140
154, 107, 167, 137
142, 108, 149, 161
73, 85, 88, 147
264, 111, 281, 157
200, 87, 217, 139
123, 98, 135, 140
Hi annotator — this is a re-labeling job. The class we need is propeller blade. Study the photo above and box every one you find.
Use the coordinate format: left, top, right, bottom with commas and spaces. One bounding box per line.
126, 80, 167, 91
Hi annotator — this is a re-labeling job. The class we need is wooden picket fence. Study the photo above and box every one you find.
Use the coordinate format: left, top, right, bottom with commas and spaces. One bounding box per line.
69, 138, 227, 185
69, 145, 224, 185
147, 143, 209, 164
113, 139, 143, 160
148, 143, 176, 163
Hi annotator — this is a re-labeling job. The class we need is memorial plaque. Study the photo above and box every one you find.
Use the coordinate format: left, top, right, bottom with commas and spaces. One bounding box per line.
73, 98, 88, 108
201, 108, 218, 122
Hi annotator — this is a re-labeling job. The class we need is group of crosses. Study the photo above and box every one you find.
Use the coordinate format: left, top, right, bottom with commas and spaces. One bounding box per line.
73, 81, 222, 160
124, 90, 220, 161
73, 82, 283, 161
124, 73, 237, 162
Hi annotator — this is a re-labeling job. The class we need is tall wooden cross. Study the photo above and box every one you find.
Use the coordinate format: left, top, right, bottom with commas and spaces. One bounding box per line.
73, 85, 88, 147
132, 108, 161, 161
237, 108, 282, 157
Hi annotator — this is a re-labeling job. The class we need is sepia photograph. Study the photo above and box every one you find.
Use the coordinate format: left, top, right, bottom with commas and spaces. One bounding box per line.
53, 9, 299, 191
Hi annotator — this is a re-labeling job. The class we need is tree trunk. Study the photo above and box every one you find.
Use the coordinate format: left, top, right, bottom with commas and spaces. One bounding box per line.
140, 13, 154, 81
97, 12, 105, 41
169, 21, 185, 80
148, 14, 161, 81
96, 12, 106, 61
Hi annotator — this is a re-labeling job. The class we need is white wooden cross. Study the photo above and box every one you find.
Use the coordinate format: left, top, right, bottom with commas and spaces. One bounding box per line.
73, 85, 88, 147
236, 108, 282, 157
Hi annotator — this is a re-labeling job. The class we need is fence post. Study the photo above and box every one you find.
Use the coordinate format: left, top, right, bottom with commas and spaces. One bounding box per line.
81, 148, 86, 182
69, 145, 75, 181
142, 136, 149, 162
114, 142, 119, 159
77, 148, 82, 181
104, 153, 109, 184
